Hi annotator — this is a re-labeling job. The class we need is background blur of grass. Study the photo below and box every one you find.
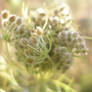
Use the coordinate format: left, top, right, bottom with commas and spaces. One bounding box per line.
0, 0, 92, 92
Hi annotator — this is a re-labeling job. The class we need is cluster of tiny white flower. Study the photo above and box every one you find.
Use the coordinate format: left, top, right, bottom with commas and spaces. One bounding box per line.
1, 3, 88, 72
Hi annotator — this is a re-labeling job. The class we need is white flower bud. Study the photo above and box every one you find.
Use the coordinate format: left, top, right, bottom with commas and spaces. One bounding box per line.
36, 8, 46, 16
8, 14, 16, 23
1, 10, 9, 19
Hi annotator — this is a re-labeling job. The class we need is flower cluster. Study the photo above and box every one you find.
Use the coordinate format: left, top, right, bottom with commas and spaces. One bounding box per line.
58, 29, 88, 55
1, 3, 88, 72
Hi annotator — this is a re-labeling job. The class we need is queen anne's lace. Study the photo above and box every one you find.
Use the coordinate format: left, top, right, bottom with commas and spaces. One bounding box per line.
1, 4, 88, 72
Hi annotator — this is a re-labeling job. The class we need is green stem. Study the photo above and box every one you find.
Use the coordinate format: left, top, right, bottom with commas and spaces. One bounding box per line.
2, 78, 7, 90
53, 80, 77, 92
43, 15, 48, 31
83, 36, 92, 40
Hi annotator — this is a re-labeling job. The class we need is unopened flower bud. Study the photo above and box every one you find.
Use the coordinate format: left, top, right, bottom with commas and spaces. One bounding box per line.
16, 17, 23, 25
2, 19, 9, 27
36, 26, 43, 36
9, 14, 16, 23
36, 8, 46, 17
1, 10, 9, 19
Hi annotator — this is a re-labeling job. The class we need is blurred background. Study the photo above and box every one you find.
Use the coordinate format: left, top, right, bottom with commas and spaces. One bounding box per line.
0, 0, 92, 92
